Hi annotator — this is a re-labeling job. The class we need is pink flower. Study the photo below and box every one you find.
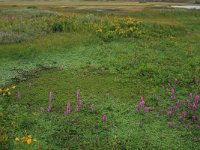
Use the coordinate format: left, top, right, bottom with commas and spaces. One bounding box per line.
193, 95, 199, 110
182, 111, 186, 118
177, 99, 181, 107
167, 111, 172, 118
140, 96, 145, 108
171, 88, 175, 95
192, 116, 196, 122
168, 122, 174, 127
102, 114, 107, 123
189, 93, 192, 100
195, 124, 200, 128
135, 104, 139, 113
91, 103, 95, 111
48, 103, 52, 112
174, 79, 178, 85
79, 99, 83, 107
75, 104, 79, 112
144, 107, 151, 112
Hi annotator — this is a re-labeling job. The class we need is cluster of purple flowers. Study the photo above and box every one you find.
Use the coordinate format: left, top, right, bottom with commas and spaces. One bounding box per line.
40, 89, 107, 123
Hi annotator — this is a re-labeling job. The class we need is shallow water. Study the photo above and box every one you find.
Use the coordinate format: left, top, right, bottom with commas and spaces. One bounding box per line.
172, 6, 200, 9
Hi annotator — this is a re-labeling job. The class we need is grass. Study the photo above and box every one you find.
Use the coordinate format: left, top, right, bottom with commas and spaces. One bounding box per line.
0, 1, 200, 149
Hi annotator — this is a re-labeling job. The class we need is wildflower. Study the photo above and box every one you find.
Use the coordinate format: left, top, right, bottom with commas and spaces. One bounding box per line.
192, 116, 196, 122
15, 137, 19, 142
75, 104, 79, 112
171, 88, 175, 95
144, 107, 151, 112
103, 114, 107, 123
79, 99, 83, 107
195, 124, 200, 128
189, 93, 192, 99
174, 79, 178, 85
48, 103, 52, 112
27, 135, 32, 139
168, 122, 174, 127
3, 93, 6, 96
27, 138, 32, 144
8, 92, 11, 96
21, 137, 26, 142
49, 91, 53, 103
167, 111, 172, 118
193, 95, 199, 110
135, 104, 139, 113
91, 103, 95, 111
11, 85, 16, 89
177, 99, 181, 107
139, 96, 145, 108
182, 111, 186, 118
5, 88, 9, 92
0, 88, 2, 92
40, 107, 45, 112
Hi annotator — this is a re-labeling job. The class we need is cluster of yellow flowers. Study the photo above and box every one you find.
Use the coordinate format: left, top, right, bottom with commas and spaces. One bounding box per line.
95, 16, 142, 40
0, 85, 16, 96
15, 135, 34, 144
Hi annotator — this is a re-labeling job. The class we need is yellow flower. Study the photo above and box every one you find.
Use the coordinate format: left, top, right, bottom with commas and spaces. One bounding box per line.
11, 85, 16, 89
0, 88, 2, 92
96, 29, 102, 33
27, 135, 32, 139
27, 138, 32, 144
15, 137, 19, 142
8, 92, 11, 96
3, 93, 6, 96
21, 137, 26, 142
5, 88, 9, 92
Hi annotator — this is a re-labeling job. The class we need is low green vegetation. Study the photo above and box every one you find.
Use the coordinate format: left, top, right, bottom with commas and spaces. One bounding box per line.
0, 1, 200, 149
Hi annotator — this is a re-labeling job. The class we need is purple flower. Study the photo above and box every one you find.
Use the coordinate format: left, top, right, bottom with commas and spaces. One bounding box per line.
182, 111, 186, 118
40, 107, 45, 112
174, 79, 178, 85
195, 124, 200, 128
167, 111, 172, 118
135, 104, 139, 113
102, 114, 107, 123
192, 116, 196, 122
189, 93, 192, 100
171, 88, 175, 95
144, 107, 152, 112
140, 96, 145, 108
91, 103, 95, 111
79, 99, 83, 107
48, 103, 52, 112
193, 95, 199, 110
177, 99, 181, 107
168, 122, 174, 127
75, 104, 79, 112
49, 91, 53, 103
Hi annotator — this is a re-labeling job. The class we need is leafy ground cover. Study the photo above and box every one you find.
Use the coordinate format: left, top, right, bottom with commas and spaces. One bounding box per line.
0, 1, 200, 149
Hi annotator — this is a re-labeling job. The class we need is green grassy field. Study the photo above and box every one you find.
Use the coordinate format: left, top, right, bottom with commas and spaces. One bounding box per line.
0, 1, 200, 149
